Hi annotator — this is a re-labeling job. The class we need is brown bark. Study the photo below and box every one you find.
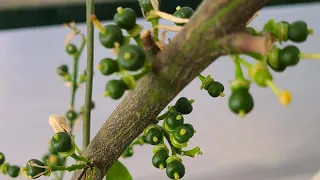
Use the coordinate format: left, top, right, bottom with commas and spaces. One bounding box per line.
73, 0, 270, 179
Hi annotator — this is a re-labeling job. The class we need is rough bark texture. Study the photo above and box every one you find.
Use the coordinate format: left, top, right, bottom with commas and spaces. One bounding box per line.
73, 0, 269, 179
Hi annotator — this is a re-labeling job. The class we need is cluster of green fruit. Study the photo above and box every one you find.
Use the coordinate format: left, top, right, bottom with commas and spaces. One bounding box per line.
92, 0, 196, 101
123, 97, 201, 179
0, 152, 21, 178
203, 19, 319, 118
18, 132, 89, 179
91, 7, 152, 100
56, 43, 88, 85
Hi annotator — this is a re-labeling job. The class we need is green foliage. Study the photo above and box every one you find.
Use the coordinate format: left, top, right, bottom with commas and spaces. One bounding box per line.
105, 160, 132, 180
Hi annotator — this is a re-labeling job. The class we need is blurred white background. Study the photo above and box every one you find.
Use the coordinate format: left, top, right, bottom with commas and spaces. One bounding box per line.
1, 2, 320, 180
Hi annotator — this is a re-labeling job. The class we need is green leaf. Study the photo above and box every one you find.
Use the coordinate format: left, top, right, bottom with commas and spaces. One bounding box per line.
105, 160, 132, 180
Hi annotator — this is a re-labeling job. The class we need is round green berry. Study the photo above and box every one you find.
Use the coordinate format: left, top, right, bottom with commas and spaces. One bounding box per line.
114, 7, 137, 31
164, 111, 184, 130
66, 110, 77, 122
153, 144, 169, 154
25, 159, 46, 179
90, 101, 95, 109
174, 97, 193, 114
207, 81, 224, 97
118, 44, 146, 71
122, 147, 134, 158
252, 69, 273, 87
50, 132, 72, 153
166, 161, 185, 179
288, 21, 309, 42
66, 44, 78, 55
0, 152, 5, 165
98, 58, 119, 75
229, 88, 254, 116
7, 165, 20, 178
173, 126, 191, 144
105, 80, 127, 100
99, 24, 124, 48
267, 60, 287, 72
152, 150, 169, 169
49, 146, 58, 155
145, 128, 163, 145
139, 0, 161, 13
183, 123, 195, 138
279, 45, 300, 66
56, 64, 68, 76
173, 6, 194, 26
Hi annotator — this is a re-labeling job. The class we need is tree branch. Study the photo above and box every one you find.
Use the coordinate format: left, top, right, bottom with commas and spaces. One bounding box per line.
73, 0, 270, 179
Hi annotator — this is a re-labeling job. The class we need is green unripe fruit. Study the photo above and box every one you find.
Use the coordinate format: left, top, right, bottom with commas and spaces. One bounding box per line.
99, 24, 124, 48
1, 163, 8, 174
98, 58, 119, 75
7, 165, 20, 178
139, 0, 161, 13
66, 110, 77, 122
267, 45, 287, 72
50, 132, 72, 153
25, 159, 46, 179
66, 44, 78, 55
183, 123, 195, 138
174, 97, 193, 114
145, 128, 163, 145
90, 101, 95, 109
166, 161, 185, 179
279, 45, 300, 66
173, 6, 194, 26
229, 88, 254, 117
152, 150, 169, 169
254, 70, 272, 87
248, 62, 273, 87
267, 60, 286, 72
114, 7, 137, 31
173, 126, 191, 144
0, 152, 5, 165
118, 45, 146, 71
288, 21, 309, 42
164, 111, 184, 130
105, 80, 127, 100
153, 144, 169, 154
122, 147, 134, 158
207, 81, 225, 97
56, 64, 69, 76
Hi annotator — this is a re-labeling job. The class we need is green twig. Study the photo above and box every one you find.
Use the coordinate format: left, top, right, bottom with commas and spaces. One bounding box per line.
156, 111, 168, 120
232, 55, 245, 79
163, 131, 176, 155
51, 164, 87, 172
70, 153, 87, 162
83, 0, 95, 149
70, 35, 86, 110
151, 18, 159, 41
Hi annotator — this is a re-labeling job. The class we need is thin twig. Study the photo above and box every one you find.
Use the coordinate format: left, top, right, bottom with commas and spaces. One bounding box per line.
83, 0, 95, 149
76, 166, 90, 180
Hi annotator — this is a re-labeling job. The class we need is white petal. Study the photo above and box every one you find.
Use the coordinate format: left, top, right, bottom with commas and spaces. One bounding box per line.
48, 114, 71, 134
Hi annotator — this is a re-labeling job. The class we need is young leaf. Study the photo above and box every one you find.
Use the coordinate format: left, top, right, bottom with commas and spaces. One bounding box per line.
105, 160, 132, 180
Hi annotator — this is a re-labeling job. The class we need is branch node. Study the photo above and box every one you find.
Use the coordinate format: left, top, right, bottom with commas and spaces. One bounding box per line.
141, 29, 161, 54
